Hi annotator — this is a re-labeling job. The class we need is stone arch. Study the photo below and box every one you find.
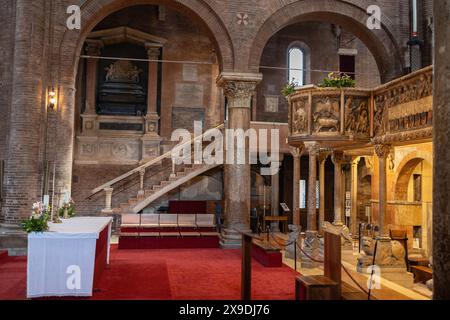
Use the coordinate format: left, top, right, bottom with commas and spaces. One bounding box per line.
248, 0, 403, 82
51, 0, 234, 197
393, 151, 433, 201
57, 0, 234, 88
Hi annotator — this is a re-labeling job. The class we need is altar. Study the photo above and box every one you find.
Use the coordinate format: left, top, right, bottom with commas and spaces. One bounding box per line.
27, 217, 112, 298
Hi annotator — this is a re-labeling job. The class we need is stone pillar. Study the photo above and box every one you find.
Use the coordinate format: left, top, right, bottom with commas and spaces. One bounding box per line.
318, 152, 329, 234
84, 40, 103, 115
217, 72, 262, 248
305, 142, 320, 232
55, 84, 77, 200
81, 40, 102, 137
270, 154, 283, 232
291, 146, 303, 226
374, 144, 391, 239
1, 0, 46, 225
141, 43, 163, 162
332, 151, 344, 226
350, 157, 361, 235
433, 0, 450, 299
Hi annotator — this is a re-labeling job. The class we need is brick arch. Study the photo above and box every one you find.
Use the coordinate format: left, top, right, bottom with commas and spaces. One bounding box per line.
57, 0, 234, 88
393, 151, 433, 201
248, 0, 403, 83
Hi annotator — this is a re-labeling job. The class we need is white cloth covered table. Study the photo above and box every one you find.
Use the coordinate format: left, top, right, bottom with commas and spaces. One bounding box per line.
27, 217, 112, 298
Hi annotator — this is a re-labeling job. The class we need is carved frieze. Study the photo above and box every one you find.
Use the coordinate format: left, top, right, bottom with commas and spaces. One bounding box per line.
312, 96, 340, 133
373, 68, 433, 136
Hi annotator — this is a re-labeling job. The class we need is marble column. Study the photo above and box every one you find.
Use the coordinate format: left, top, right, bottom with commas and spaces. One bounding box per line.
305, 142, 320, 232
291, 146, 303, 226
332, 151, 344, 226
374, 144, 391, 239
271, 154, 283, 232
350, 157, 361, 235
433, 0, 450, 299
141, 43, 163, 162
217, 72, 263, 248
318, 152, 329, 234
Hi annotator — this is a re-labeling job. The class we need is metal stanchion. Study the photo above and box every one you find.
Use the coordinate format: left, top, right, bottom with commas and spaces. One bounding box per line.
294, 239, 297, 271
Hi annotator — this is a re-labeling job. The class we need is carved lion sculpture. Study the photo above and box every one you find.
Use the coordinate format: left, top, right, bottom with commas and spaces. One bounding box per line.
357, 237, 406, 270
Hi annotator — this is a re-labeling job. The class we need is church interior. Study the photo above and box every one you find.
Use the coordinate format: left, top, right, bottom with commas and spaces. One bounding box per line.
1, 0, 450, 302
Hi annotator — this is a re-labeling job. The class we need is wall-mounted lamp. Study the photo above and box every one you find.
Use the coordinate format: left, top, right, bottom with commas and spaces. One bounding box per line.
47, 87, 57, 110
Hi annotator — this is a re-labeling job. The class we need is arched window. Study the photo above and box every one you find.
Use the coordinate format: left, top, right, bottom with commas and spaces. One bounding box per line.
288, 47, 304, 86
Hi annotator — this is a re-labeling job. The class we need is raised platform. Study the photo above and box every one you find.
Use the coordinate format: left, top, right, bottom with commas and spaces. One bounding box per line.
118, 233, 220, 249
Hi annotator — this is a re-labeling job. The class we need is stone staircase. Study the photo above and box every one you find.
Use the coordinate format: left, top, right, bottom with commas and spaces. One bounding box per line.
113, 162, 219, 215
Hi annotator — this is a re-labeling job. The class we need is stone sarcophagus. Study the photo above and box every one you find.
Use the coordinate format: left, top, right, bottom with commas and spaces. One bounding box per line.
288, 86, 372, 148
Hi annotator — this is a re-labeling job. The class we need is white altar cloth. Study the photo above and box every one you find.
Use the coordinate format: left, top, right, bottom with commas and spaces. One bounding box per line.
27, 217, 112, 298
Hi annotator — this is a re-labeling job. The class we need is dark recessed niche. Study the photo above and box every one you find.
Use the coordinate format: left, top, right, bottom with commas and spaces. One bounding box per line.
99, 122, 144, 131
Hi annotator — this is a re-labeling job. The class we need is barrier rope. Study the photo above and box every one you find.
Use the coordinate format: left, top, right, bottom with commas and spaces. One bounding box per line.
267, 230, 372, 298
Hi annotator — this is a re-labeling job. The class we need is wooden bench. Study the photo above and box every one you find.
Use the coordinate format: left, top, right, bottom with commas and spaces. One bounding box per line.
411, 265, 433, 283
251, 241, 282, 268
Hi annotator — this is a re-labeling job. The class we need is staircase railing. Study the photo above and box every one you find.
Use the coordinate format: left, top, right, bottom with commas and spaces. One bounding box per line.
89, 123, 225, 213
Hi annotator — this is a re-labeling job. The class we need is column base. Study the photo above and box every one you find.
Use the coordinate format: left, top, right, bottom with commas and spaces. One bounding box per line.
220, 228, 252, 249
301, 230, 321, 269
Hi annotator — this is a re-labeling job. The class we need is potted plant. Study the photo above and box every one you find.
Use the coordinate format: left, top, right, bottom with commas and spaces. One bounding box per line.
22, 202, 50, 233
281, 79, 299, 97
318, 72, 356, 88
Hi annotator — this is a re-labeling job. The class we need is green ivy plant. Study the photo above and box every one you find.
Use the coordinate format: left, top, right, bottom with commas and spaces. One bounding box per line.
318, 72, 356, 88
281, 80, 298, 97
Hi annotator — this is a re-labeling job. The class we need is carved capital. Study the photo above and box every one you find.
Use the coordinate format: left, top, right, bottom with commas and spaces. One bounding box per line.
374, 144, 391, 159
85, 39, 103, 56
331, 150, 344, 165
351, 156, 361, 167
222, 81, 258, 101
217, 73, 262, 108
319, 151, 331, 164
305, 142, 320, 157
290, 145, 304, 158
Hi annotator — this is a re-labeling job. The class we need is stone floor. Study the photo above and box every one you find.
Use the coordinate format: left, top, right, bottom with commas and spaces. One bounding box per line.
268, 233, 431, 300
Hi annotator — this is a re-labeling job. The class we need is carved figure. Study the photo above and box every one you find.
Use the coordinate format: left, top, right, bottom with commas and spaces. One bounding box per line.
104, 60, 142, 83
293, 104, 308, 133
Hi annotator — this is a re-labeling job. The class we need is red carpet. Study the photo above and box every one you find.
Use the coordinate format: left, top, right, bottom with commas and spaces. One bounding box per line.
0, 245, 299, 300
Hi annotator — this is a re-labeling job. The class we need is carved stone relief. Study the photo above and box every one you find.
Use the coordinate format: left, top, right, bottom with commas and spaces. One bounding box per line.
312, 96, 340, 133
291, 97, 308, 134
344, 96, 370, 135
